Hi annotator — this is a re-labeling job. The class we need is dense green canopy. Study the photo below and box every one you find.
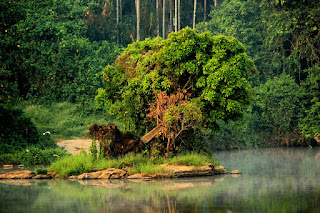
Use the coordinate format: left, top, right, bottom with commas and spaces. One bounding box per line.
96, 28, 256, 136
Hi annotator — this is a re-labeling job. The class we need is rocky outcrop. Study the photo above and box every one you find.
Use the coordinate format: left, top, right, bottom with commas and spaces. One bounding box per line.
33, 174, 52, 179
0, 170, 36, 179
77, 168, 128, 180
163, 164, 227, 177
0, 164, 230, 180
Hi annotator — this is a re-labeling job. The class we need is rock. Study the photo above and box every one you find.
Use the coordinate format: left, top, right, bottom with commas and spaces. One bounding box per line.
230, 170, 242, 174
89, 168, 104, 172
68, 175, 78, 179
33, 174, 52, 179
163, 164, 216, 177
127, 173, 143, 179
77, 168, 127, 180
213, 165, 227, 174
102, 168, 127, 179
78, 172, 101, 179
0, 170, 36, 179
2, 165, 13, 169
47, 171, 58, 178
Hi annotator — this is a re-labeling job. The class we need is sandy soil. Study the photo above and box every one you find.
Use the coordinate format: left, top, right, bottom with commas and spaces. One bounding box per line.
57, 138, 93, 155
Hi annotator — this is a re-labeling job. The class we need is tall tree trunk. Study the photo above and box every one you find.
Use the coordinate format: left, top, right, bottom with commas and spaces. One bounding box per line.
178, 0, 180, 30
204, 0, 206, 22
174, 0, 177, 32
120, 0, 122, 19
135, 0, 140, 40
162, 0, 166, 38
193, 0, 197, 29
214, 0, 217, 7
156, 0, 160, 36
116, 0, 119, 44
170, 0, 173, 33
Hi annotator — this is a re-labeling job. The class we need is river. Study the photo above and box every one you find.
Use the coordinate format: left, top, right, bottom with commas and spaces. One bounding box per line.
0, 147, 319, 212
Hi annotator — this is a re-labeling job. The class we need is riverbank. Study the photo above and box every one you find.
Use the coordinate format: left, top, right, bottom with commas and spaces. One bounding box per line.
0, 163, 231, 180
0, 152, 235, 179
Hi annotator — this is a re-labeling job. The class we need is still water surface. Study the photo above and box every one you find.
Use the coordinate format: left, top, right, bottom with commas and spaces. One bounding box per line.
0, 147, 320, 212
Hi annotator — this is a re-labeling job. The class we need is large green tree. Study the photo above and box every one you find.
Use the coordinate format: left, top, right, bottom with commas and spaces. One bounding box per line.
96, 28, 256, 150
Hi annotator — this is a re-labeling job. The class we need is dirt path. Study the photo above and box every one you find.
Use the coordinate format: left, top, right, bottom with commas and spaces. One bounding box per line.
57, 138, 93, 155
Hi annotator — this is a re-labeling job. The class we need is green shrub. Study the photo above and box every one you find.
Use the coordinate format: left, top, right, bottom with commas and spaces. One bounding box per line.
0, 105, 39, 154
0, 147, 68, 166
35, 168, 48, 175
0, 153, 20, 165
49, 153, 95, 177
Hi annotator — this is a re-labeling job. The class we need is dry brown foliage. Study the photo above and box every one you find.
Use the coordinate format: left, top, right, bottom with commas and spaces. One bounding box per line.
147, 90, 201, 157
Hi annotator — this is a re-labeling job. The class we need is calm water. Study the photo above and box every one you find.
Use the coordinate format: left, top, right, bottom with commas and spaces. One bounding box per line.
1, 147, 320, 213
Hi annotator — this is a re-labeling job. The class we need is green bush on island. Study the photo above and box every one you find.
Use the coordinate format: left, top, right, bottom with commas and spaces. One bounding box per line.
96, 28, 256, 155
48, 152, 219, 178
35, 168, 48, 175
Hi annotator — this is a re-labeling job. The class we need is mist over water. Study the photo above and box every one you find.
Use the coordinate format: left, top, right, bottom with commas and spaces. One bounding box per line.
1, 147, 320, 212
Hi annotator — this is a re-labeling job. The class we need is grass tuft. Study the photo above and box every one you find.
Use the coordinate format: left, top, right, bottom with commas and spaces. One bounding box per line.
166, 153, 218, 167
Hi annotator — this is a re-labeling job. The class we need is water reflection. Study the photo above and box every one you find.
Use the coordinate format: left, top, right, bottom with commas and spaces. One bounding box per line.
0, 147, 320, 212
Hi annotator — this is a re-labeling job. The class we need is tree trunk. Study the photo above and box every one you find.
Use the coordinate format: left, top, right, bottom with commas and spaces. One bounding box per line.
178, 0, 180, 30
135, 0, 140, 40
116, 0, 119, 44
156, 0, 160, 36
170, 0, 173, 33
162, 0, 166, 38
120, 0, 122, 19
214, 0, 217, 7
204, 0, 206, 22
166, 138, 171, 158
193, 0, 197, 29
174, 0, 177, 32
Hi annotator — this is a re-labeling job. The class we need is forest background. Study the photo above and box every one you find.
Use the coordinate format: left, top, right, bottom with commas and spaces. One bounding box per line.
1, 0, 320, 156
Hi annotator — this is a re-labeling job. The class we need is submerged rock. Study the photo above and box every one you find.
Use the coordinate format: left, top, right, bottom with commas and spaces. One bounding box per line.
230, 170, 242, 174
213, 165, 228, 174
0, 170, 36, 179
